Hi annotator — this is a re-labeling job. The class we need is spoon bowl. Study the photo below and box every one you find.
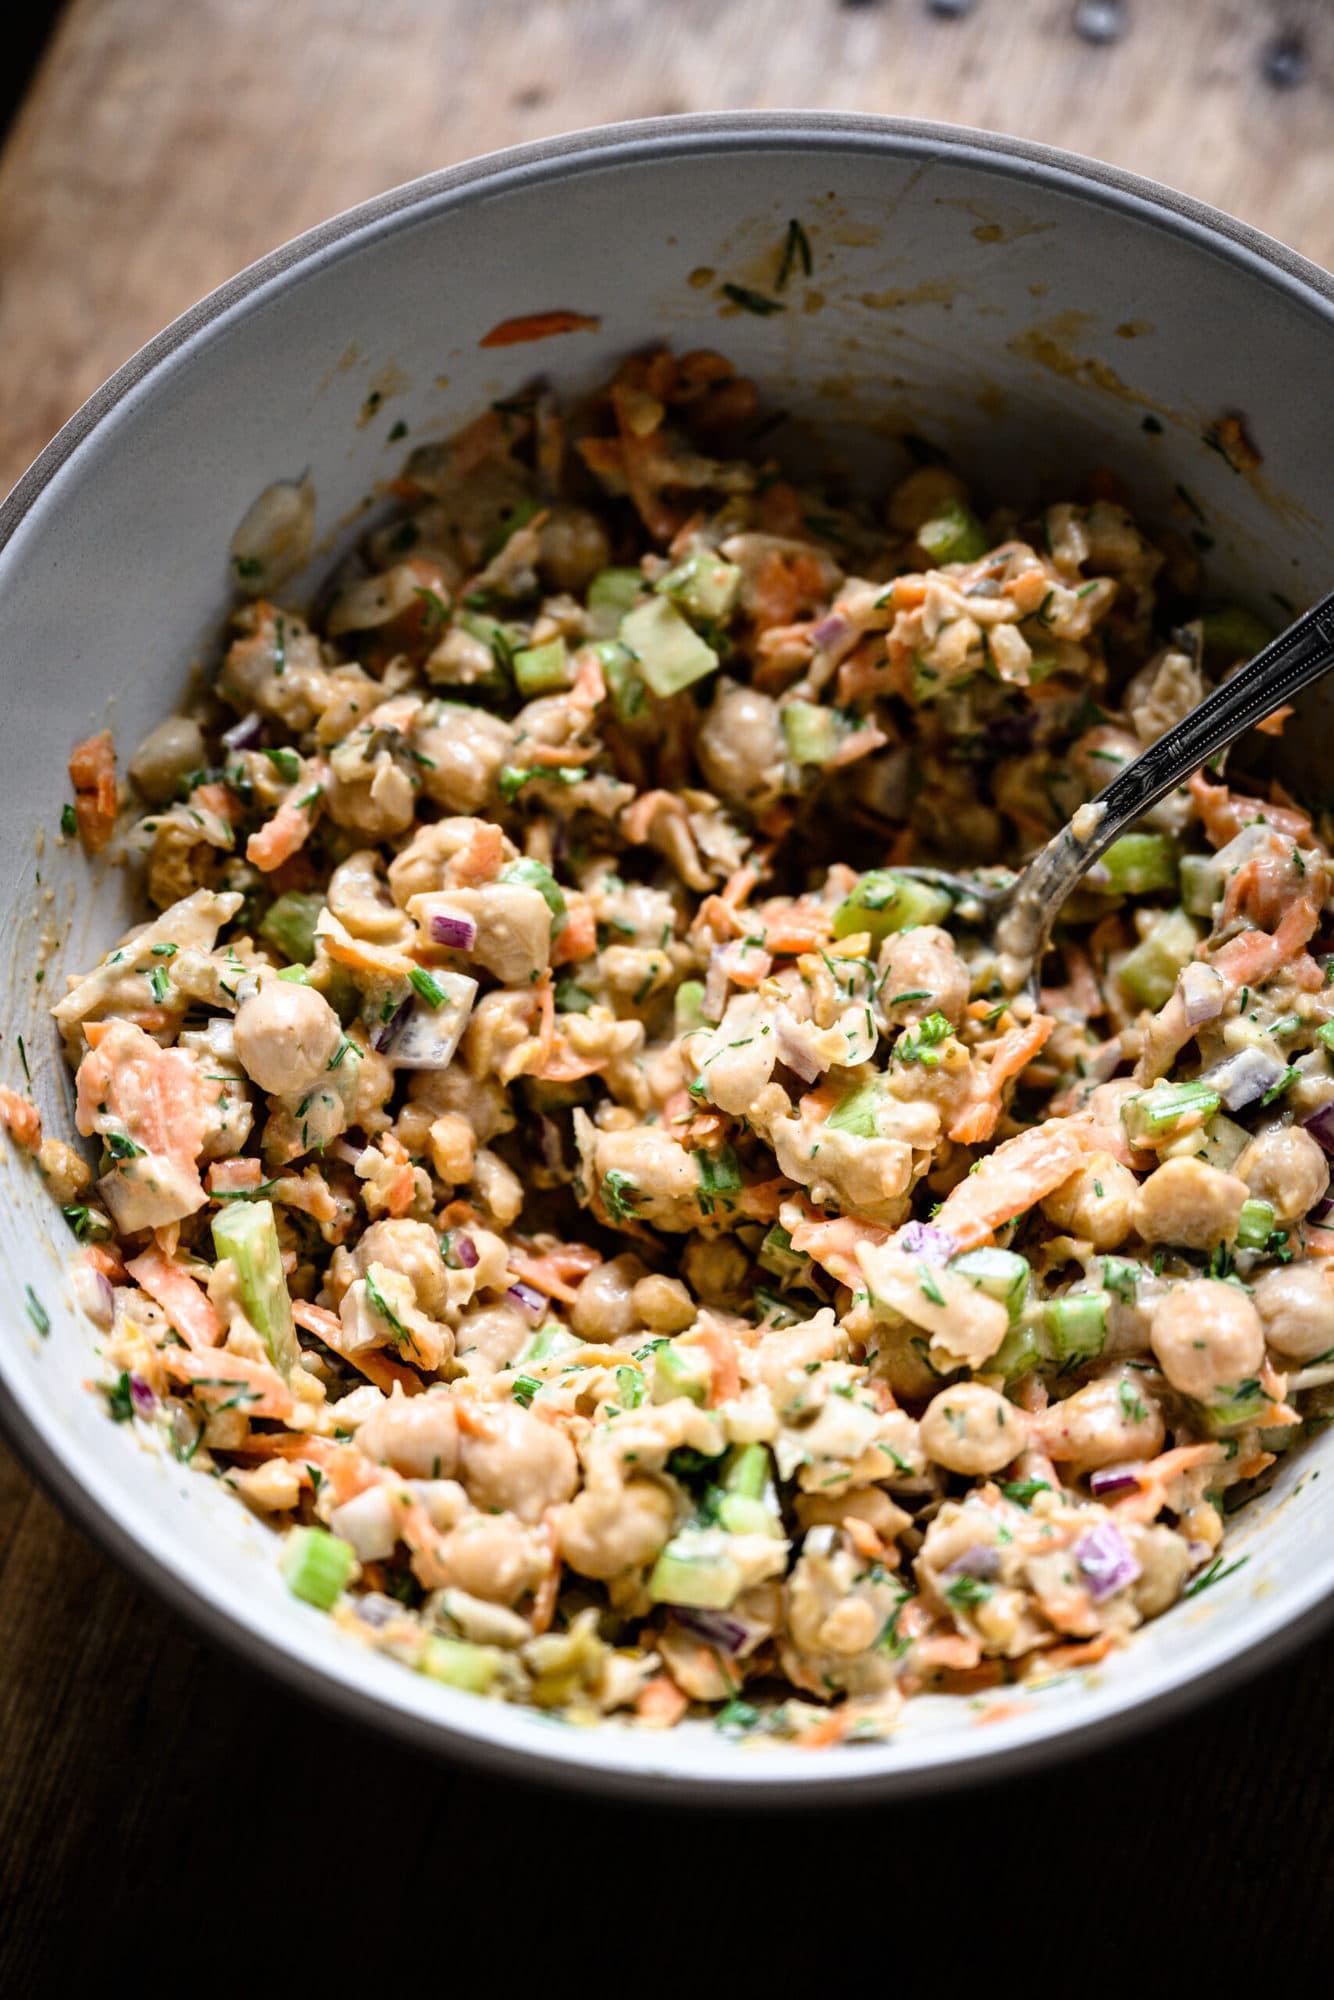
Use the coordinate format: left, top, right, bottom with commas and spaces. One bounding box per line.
896, 588, 1334, 992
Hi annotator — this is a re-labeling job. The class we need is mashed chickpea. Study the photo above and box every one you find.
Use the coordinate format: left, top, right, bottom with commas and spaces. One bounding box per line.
39, 344, 1334, 1740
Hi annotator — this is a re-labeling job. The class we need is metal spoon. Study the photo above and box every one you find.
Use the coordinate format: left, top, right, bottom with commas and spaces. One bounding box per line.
898, 587, 1334, 993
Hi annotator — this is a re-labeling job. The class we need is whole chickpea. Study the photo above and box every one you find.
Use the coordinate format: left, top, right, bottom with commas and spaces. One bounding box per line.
1041, 1152, 1139, 1250
631, 1273, 696, 1334
1235, 1125, 1329, 1225
919, 1383, 1025, 1476
569, 1253, 650, 1343
1252, 1262, 1334, 1363
1149, 1280, 1264, 1399
1132, 1157, 1248, 1252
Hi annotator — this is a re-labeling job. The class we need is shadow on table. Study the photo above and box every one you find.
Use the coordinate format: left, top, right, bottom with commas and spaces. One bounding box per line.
3, 1456, 1331, 1982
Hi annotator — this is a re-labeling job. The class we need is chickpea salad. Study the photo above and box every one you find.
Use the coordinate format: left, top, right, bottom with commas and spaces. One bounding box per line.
13, 346, 1334, 1745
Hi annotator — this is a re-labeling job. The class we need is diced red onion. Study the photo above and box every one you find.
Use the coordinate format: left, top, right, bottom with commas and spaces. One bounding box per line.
810, 609, 852, 651
774, 1008, 821, 1084
428, 911, 478, 952
898, 1220, 959, 1266
1310, 1193, 1334, 1226
454, 1233, 479, 1270
1303, 1098, 1334, 1155
674, 1607, 750, 1654
355, 1592, 406, 1630
221, 710, 265, 752
71, 1262, 115, 1327
703, 946, 730, 1024
944, 1544, 1001, 1580
535, 1114, 564, 1175
507, 1280, 546, 1321
1179, 961, 1226, 1028
371, 997, 412, 1053
1076, 1522, 1140, 1600
388, 998, 474, 1071
129, 1372, 156, 1420
1202, 1045, 1286, 1112
1088, 1465, 1142, 1500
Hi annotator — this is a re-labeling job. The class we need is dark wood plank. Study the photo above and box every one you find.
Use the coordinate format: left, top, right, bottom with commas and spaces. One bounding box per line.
2, 1, 1333, 1978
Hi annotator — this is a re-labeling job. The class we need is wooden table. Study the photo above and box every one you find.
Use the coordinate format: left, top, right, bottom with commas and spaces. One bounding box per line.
3, 1, 1332, 1976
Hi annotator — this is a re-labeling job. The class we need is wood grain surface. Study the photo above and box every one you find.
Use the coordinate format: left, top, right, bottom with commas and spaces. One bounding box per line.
2, 0, 1333, 1980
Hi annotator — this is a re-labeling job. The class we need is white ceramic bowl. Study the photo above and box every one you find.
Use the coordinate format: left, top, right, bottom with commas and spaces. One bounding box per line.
2, 114, 1331, 1801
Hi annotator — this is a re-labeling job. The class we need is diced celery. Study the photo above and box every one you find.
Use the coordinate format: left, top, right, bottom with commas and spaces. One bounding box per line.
825, 1079, 886, 1139
1094, 833, 1178, 897
991, 1318, 1043, 1380
1117, 908, 1200, 1009
420, 1635, 503, 1693
715, 1494, 775, 1537
832, 868, 953, 942
1197, 1376, 1269, 1435
512, 636, 571, 696
652, 1343, 712, 1407
674, 979, 707, 1034
587, 566, 645, 638
554, 977, 594, 1013
1318, 1021, 1334, 1055
951, 1247, 1030, 1326
277, 964, 312, 985
1179, 853, 1222, 918
1201, 603, 1274, 666
917, 500, 989, 565
281, 1525, 356, 1609
1122, 1080, 1221, 1147
1235, 1198, 1276, 1251
647, 1531, 741, 1609
591, 638, 647, 720
1100, 1256, 1141, 1302
758, 1223, 810, 1283
722, 1442, 769, 1499
655, 549, 742, 623
619, 598, 719, 698
499, 856, 567, 934
782, 699, 842, 767
1174, 1112, 1250, 1173
614, 1363, 646, 1410
459, 612, 519, 684
259, 890, 324, 966
526, 1323, 581, 1365
211, 1198, 298, 1378
1043, 1291, 1108, 1363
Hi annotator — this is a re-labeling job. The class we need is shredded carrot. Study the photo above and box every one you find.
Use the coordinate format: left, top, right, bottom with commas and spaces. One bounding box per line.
694, 1319, 741, 1405
507, 1250, 584, 1307
207, 1158, 263, 1193
931, 1117, 1114, 1251
479, 310, 601, 349
1038, 1633, 1117, 1674
1254, 705, 1293, 738
68, 730, 118, 853
125, 1247, 223, 1349
0, 1086, 42, 1152
795, 1708, 853, 1749
453, 819, 507, 887
161, 1345, 293, 1420
82, 1242, 126, 1284
550, 896, 596, 966
635, 1675, 690, 1729
291, 1299, 423, 1396
529, 1513, 562, 1636
246, 791, 321, 872
948, 1016, 1055, 1145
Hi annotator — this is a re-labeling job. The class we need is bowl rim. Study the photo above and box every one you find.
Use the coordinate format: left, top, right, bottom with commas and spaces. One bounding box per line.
3, 109, 1332, 1804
